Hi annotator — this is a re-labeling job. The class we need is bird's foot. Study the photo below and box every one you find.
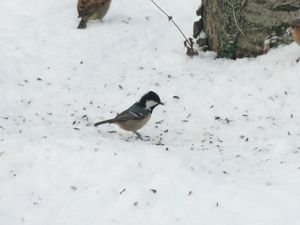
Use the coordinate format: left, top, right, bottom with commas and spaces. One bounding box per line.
133, 131, 143, 140
133, 131, 150, 141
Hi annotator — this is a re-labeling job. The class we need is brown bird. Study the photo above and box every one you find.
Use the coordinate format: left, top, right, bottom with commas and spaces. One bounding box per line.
287, 18, 300, 62
77, 0, 112, 29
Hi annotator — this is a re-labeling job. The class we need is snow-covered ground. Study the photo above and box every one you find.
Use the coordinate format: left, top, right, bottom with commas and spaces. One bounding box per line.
1, 0, 300, 224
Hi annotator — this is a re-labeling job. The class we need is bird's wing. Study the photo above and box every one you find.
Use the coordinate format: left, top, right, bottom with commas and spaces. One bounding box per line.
77, 0, 107, 17
112, 110, 148, 123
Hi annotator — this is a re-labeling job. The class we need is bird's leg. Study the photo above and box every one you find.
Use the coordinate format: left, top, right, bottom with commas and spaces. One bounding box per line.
133, 131, 143, 140
296, 56, 300, 63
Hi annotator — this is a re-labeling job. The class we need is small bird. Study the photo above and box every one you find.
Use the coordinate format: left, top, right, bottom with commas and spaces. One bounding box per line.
77, 0, 112, 29
287, 18, 300, 62
94, 91, 164, 139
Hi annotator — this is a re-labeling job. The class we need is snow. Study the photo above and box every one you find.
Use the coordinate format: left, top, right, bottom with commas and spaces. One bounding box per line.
1, 0, 300, 225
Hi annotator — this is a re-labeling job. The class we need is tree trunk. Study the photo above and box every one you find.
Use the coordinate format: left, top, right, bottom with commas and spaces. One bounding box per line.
193, 0, 300, 58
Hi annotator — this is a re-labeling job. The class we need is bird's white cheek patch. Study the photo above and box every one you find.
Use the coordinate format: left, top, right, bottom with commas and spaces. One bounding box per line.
146, 100, 158, 109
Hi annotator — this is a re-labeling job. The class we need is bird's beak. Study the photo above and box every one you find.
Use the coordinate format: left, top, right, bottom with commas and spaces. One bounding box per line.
159, 102, 164, 105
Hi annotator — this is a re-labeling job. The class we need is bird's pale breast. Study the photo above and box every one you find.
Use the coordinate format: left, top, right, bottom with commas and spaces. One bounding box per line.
117, 115, 151, 132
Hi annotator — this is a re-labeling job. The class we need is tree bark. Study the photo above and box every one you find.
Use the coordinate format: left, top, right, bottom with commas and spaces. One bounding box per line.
193, 0, 300, 58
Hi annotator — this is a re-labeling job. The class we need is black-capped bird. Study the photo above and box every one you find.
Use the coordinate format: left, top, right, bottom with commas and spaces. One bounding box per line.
94, 91, 164, 139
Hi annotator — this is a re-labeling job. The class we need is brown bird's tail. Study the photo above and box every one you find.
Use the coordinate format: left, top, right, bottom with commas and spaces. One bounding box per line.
94, 119, 114, 127
77, 18, 87, 29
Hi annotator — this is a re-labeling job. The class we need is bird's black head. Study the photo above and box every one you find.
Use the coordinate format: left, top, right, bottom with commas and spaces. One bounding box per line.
138, 91, 163, 111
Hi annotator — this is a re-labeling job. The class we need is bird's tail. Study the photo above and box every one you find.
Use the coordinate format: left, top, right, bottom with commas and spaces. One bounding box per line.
94, 119, 114, 127
77, 18, 87, 29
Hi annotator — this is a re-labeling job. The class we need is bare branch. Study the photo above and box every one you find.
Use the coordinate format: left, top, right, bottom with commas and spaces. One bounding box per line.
149, 0, 191, 47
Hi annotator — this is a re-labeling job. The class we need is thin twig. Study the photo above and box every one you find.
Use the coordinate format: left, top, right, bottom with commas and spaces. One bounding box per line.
149, 0, 192, 48
232, 7, 245, 36
273, 0, 297, 10
226, 0, 245, 36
